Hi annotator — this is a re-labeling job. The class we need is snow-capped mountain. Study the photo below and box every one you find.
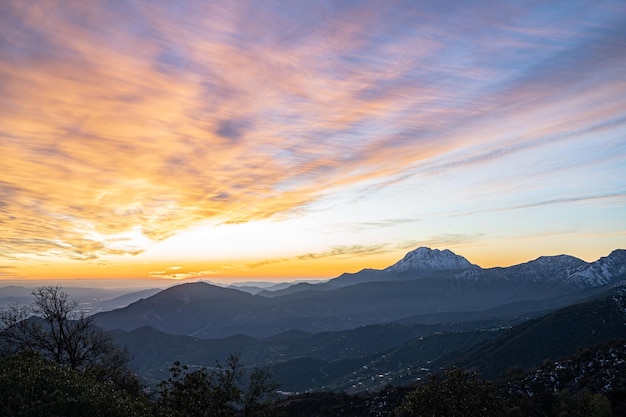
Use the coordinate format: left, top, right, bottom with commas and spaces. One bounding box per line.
479, 250, 626, 288
329, 247, 626, 289
491, 254, 587, 284
564, 249, 626, 287
385, 247, 477, 273
95, 247, 626, 339
506, 255, 586, 278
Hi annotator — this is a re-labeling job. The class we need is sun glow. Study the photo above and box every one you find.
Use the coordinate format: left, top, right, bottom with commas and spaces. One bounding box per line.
1, 1, 625, 285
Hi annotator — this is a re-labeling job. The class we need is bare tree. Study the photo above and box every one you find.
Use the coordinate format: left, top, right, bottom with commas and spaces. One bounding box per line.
0, 285, 136, 389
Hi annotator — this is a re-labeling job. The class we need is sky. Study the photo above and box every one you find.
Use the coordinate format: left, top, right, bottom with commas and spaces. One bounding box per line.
1, 0, 625, 286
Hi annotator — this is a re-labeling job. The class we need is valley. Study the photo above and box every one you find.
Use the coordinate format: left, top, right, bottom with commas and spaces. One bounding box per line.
3, 247, 626, 395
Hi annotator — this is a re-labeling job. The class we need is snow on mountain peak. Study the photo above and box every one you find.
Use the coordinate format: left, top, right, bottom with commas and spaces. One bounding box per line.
565, 249, 626, 287
328, 247, 625, 288
506, 254, 587, 282
385, 247, 475, 273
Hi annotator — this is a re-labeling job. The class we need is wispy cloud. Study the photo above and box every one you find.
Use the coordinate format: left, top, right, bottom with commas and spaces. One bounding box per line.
396, 234, 485, 251
1, 0, 625, 267
320, 219, 418, 233
451, 193, 626, 218
0, 265, 18, 278
246, 244, 392, 270
415, 115, 626, 176
503, 193, 626, 211
296, 244, 391, 261
148, 267, 218, 280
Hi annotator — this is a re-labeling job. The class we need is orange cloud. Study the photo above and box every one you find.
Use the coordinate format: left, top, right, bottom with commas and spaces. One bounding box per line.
1, 0, 625, 274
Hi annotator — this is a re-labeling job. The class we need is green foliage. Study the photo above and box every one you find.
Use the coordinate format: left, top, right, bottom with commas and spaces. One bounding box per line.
155, 353, 280, 417
2, 284, 625, 417
243, 367, 282, 417
556, 391, 614, 417
367, 354, 622, 417
395, 368, 508, 417
0, 351, 149, 417
275, 386, 413, 417
499, 340, 626, 416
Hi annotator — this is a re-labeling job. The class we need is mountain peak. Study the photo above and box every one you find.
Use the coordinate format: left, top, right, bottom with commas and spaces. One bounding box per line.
385, 247, 476, 273
505, 254, 586, 279
150, 281, 253, 303
500, 250, 626, 288
564, 249, 626, 287
607, 249, 626, 262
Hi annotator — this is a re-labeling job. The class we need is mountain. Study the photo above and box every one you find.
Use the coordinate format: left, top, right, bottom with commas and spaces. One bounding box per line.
111, 320, 504, 390
95, 277, 586, 338
385, 247, 478, 273
492, 254, 587, 284
270, 328, 500, 393
107, 283, 626, 393
257, 282, 337, 298
507, 339, 626, 396
328, 248, 626, 289
93, 248, 626, 339
94, 282, 272, 337
225, 285, 266, 295
477, 249, 626, 289
229, 280, 329, 295
565, 249, 626, 287
326, 268, 387, 287
92, 288, 163, 313
0, 285, 164, 312
113, 287, 626, 392
449, 285, 626, 379
272, 340, 626, 416
0, 285, 33, 309
328, 247, 478, 287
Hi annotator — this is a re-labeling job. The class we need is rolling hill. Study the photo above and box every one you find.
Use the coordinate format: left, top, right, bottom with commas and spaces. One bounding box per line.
110, 286, 626, 392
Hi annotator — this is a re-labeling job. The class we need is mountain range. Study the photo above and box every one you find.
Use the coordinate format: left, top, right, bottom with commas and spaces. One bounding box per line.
93, 247, 626, 339
329, 247, 626, 288
109, 284, 626, 392
84, 246, 626, 392
0, 286, 163, 313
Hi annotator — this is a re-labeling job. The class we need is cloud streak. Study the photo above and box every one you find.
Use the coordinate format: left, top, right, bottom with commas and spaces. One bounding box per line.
1, 0, 625, 270
444, 193, 626, 219
244, 243, 393, 271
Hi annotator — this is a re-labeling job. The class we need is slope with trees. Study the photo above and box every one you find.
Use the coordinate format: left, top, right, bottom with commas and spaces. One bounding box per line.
0, 285, 139, 391
0, 286, 281, 417
2, 285, 626, 416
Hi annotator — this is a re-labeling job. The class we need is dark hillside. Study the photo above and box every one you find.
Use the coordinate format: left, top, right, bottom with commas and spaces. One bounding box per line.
452, 286, 626, 378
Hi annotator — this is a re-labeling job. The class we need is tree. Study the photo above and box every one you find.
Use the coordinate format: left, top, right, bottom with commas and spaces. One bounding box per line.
156, 353, 280, 417
395, 368, 508, 417
0, 350, 148, 417
0, 285, 137, 391
241, 367, 281, 417
556, 391, 614, 417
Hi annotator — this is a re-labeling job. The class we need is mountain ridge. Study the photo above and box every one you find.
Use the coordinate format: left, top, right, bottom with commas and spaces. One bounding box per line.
93, 247, 626, 339
109, 285, 626, 392
328, 247, 626, 289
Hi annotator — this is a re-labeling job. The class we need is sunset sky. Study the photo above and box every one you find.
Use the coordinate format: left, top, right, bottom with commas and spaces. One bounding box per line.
1, 0, 625, 286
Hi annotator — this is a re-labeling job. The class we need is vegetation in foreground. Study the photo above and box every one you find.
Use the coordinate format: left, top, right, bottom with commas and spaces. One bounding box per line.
0, 286, 279, 417
1, 286, 626, 416
276, 343, 626, 417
